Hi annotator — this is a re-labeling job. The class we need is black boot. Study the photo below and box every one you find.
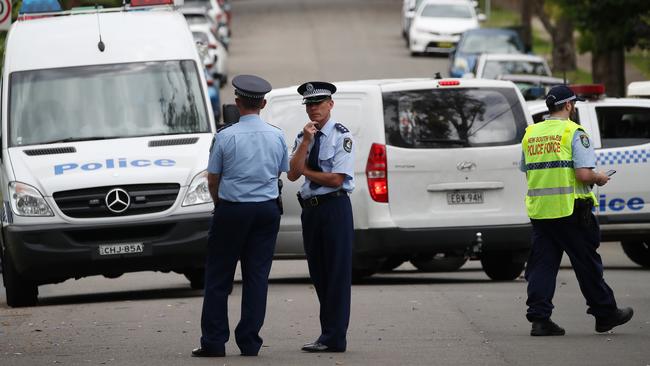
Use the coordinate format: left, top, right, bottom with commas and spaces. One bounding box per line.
531, 319, 566, 336
595, 307, 634, 333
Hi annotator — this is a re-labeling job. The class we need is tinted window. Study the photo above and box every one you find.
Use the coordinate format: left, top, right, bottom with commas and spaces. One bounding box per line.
596, 107, 650, 148
482, 60, 549, 79
383, 88, 527, 148
10, 60, 209, 147
459, 33, 523, 54
421, 3, 473, 18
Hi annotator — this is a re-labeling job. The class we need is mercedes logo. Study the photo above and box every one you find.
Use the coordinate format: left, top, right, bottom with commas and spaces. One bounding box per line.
457, 161, 477, 172
105, 188, 131, 214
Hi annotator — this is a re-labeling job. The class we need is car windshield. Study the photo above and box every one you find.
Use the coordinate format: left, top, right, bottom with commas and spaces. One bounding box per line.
421, 3, 473, 18
383, 87, 527, 148
184, 14, 211, 25
482, 60, 549, 79
9, 60, 210, 147
460, 33, 523, 54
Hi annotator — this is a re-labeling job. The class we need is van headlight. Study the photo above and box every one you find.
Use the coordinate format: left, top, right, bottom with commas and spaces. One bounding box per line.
9, 182, 54, 217
182, 170, 212, 206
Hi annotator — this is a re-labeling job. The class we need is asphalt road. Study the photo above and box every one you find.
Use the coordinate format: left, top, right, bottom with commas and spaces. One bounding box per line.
2, 1, 649, 365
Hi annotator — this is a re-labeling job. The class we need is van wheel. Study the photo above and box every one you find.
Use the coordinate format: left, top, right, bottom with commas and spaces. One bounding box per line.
3, 252, 38, 307
621, 240, 650, 268
184, 268, 205, 290
410, 254, 467, 272
481, 251, 526, 281
379, 256, 408, 272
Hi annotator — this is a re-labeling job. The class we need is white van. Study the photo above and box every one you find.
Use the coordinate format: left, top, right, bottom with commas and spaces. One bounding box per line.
1, 1, 216, 307
259, 78, 533, 280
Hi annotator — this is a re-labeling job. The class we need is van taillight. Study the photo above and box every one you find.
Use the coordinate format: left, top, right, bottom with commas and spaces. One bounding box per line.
366, 143, 388, 203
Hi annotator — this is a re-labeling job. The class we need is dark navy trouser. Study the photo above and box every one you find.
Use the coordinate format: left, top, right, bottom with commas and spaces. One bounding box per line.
301, 194, 353, 350
525, 208, 617, 322
200, 200, 280, 355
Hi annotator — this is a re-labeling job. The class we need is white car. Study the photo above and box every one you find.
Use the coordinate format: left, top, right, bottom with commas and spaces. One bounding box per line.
256, 78, 533, 279
401, 0, 425, 41
190, 26, 229, 85
183, 0, 228, 32
527, 84, 650, 268
409, 0, 484, 55
472, 54, 552, 80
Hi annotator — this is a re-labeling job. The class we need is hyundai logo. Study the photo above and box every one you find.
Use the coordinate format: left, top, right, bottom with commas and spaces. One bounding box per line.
105, 188, 131, 214
457, 161, 477, 172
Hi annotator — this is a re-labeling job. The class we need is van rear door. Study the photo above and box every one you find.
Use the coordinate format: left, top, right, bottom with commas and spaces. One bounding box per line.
380, 81, 530, 229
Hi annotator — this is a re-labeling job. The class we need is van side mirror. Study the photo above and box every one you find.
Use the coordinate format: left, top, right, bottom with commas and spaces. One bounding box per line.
222, 104, 240, 125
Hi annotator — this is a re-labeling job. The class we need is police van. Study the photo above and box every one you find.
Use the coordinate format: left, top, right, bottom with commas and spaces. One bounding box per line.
259, 78, 533, 279
527, 84, 650, 268
1, 0, 216, 307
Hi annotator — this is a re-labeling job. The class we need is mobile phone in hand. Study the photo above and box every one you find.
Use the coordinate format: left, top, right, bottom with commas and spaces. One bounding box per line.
605, 169, 616, 177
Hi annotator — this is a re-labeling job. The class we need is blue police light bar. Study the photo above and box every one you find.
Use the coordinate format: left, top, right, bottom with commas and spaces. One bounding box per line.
19, 0, 62, 14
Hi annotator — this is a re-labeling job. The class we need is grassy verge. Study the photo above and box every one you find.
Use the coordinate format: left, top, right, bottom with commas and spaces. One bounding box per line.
627, 50, 650, 79
482, 4, 520, 28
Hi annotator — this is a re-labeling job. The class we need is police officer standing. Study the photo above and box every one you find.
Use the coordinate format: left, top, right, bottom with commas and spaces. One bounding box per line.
521, 85, 633, 336
287, 82, 354, 352
193, 75, 289, 357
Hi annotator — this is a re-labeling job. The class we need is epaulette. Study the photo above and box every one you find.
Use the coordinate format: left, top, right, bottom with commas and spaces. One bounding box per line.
217, 122, 236, 133
297, 131, 304, 138
335, 123, 349, 133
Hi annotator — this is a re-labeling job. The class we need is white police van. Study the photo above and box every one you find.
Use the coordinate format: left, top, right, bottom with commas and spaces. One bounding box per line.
527, 84, 650, 268
1, 0, 216, 307
259, 78, 533, 279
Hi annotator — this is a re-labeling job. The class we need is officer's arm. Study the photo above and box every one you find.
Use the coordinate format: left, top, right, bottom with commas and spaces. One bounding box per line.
575, 168, 609, 186
207, 173, 221, 204
288, 140, 309, 181
303, 167, 345, 187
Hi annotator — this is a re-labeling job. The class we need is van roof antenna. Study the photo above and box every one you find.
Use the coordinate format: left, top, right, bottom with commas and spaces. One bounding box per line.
434, 72, 443, 80
96, 3, 105, 52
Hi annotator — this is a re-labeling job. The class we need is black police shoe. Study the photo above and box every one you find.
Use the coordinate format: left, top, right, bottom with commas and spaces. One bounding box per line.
191, 347, 225, 357
301, 341, 345, 353
595, 307, 634, 333
530, 319, 566, 336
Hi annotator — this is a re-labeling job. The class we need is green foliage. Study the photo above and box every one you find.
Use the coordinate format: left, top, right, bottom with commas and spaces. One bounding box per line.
558, 0, 650, 53
482, 5, 520, 28
627, 50, 650, 78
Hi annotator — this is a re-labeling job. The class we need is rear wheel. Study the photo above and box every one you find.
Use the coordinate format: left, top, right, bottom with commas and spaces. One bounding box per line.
481, 251, 526, 281
410, 254, 467, 272
184, 268, 205, 290
379, 256, 409, 272
621, 240, 650, 267
3, 251, 38, 307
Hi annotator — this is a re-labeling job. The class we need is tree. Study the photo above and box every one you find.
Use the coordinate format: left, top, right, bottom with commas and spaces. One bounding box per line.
559, 0, 650, 97
530, 0, 577, 74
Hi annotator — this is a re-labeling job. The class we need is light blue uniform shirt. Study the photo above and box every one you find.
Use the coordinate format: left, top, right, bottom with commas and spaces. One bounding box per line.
520, 121, 596, 172
208, 114, 289, 202
291, 118, 355, 199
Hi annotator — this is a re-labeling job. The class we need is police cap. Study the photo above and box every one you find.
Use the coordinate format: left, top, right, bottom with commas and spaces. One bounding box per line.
232, 74, 272, 99
297, 81, 337, 105
545, 85, 585, 109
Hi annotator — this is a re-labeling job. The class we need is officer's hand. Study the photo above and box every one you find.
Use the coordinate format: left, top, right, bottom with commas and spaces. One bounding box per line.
302, 122, 319, 143
595, 172, 610, 186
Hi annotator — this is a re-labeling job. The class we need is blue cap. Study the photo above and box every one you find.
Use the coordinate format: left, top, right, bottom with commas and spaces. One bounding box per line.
545, 85, 585, 108
297, 81, 336, 104
232, 75, 272, 99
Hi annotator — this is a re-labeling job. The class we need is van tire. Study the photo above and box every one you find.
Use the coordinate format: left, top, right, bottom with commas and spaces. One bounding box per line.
3, 252, 38, 307
184, 268, 205, 290
379, 256, 408, 272
621, 240, 650, 268
481, 251, 526, 281
410, 254, 467, 272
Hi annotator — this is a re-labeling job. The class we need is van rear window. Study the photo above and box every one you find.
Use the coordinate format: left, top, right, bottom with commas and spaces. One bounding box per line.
9, 60, 210, 147
383, 87, 527, 148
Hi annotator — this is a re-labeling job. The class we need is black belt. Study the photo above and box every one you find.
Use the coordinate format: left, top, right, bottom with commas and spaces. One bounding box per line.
297, 190, 348, 208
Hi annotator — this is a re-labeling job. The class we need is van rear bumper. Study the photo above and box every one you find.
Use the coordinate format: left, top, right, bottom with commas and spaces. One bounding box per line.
354, 223, 532, 256
3, 213, 211, 285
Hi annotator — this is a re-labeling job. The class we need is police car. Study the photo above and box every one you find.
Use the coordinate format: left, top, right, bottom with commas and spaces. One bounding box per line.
527, 84, 650, 268
1, 0, 216, 307
258, 78, 533, 280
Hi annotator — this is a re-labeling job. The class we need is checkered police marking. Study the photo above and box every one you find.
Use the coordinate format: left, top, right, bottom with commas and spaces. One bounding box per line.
596, 149, 650, 166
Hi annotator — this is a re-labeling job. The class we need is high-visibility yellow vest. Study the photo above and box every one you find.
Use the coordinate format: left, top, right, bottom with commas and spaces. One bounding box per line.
522, 119, 597, 219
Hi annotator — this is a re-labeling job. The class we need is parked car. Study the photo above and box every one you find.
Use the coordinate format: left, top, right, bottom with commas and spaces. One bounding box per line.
472, 54, 551, 79
183, 0, 229, 31
498, 74, 565, 100
409, 0, 484, 55
449, 28, 526, 77
181, 5, 229, 49
401, 0, 425, 42
527, 84, 650, 268
190, 26, 229, 85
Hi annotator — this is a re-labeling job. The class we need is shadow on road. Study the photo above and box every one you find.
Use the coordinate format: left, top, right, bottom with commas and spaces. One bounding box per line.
37, 286, 203, 307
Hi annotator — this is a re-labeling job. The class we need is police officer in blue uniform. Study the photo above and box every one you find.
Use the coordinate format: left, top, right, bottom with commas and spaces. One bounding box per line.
287, 81, 355, 353
193, 75, 289, 357
520, 85, 633, 336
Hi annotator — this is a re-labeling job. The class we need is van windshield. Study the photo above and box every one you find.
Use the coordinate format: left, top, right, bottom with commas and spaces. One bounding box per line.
9, 60, 210, 147
383, 87, 527, 148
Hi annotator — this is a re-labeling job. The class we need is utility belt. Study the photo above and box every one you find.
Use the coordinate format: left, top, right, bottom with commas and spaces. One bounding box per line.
297, 190, 348, 209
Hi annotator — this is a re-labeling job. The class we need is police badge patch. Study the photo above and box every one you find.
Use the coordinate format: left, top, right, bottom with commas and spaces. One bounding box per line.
579, 134, 590, 148
343, 137, 352, 153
